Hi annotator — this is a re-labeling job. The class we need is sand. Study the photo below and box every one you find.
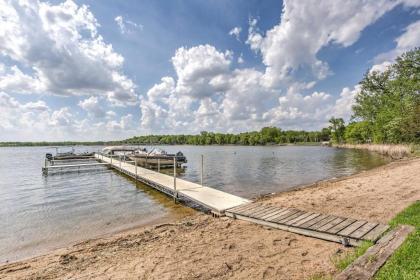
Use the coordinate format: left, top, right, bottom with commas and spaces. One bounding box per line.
1, 157, 419, 280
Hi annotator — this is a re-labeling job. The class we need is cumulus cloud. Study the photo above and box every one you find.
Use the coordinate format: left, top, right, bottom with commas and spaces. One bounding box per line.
171, 45, 232, 98
78, 96, 105, 118
246, 0, 418, 86
114, 15, 143, 34
229, 26, 242, 41
373, 20, 420, 71
0, 0, 138, 106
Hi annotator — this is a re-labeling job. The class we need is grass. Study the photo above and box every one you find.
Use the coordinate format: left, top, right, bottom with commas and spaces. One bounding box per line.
375, 201, 420, 280
332, 240, 373, 271
331, 201, 419, 279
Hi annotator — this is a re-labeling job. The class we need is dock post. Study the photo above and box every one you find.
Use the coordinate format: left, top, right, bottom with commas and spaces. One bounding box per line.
135, 159, 138, 180
43, 158, 48, 175
173, 157, 177, 203
201, 154, 203, 186
111, 155, 113, 165
158, 159, 160, 172
119, 155, 122, 170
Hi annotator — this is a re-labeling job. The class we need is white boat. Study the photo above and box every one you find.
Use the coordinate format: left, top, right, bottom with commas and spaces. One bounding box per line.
129, 148, 187, 168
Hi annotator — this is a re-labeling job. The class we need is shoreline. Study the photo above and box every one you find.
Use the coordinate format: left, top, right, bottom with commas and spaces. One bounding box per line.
1, 157, 419, 279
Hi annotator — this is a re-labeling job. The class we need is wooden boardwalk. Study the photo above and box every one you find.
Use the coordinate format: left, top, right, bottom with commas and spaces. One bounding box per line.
95, 154, 251, 214
225, 203, 389, 246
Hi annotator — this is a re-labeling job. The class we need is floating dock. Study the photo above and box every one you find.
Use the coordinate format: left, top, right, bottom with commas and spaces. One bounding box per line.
95, 153, 251, 214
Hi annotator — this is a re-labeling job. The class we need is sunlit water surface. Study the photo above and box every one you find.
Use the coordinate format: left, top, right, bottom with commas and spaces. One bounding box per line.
0, 145, 389, 263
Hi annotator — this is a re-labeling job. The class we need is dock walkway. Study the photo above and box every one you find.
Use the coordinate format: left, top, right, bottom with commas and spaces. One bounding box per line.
225, 203, 389, 246
94, 153, 389, 246
95, 154, 250, 214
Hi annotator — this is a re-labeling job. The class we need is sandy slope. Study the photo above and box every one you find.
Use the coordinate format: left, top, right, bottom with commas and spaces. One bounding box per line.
1, 158, 419, 280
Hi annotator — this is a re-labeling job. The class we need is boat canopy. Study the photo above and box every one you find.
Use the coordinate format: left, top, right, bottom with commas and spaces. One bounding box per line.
102, 146, 138, 155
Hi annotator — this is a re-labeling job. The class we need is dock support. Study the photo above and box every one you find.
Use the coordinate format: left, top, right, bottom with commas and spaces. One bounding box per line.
43, 158, 48, 174
158, 159, 160, 172
201, 154, 204, 186
119, 155, 122, 170
173, 157, 177, 203
135, 159, 138, 180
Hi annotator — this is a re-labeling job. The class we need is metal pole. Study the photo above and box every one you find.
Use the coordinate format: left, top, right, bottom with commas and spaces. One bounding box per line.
173, 157, 177, 203
158, 158, 160, 172
119, 155, 121, 170
135, 158, 138, 180
201, 154, 203, 186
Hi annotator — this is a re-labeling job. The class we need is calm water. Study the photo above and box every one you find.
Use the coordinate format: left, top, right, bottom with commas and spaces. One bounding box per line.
0, 145, 389, 263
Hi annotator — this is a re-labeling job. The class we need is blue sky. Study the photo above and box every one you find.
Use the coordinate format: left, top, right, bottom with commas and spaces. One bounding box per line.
0, 0, 419, 141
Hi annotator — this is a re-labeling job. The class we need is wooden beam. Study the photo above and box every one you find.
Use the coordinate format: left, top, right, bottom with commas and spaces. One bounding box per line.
335, 225, 414, 280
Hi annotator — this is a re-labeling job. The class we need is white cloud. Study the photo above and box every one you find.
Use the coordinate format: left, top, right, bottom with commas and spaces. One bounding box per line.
78, 96, 105, 118
330, 85, 361, 121
229, 26, 242, 41
246, 0, 417, 87
0, 0, 138, 106
172, 45, 232, 98
237, 53, 244, 64
115, 15, 143, 34
373, 20, 420, 69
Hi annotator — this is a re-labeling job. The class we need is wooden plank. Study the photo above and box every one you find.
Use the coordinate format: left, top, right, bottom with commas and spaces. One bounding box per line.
259, 208, 289, 220
317, 217, 346, 232
227, 203, 255, 213
350, 222, 378, 239
270, 209, 300, 222
299, 214, 329, 228
338, 220, 367, 237
248, 206, 277, 217
252, 207, 281, 219
292, 213, 320, 227
265, 209, 296, 222
276, 211, 306, 224
326, 218, 356, 234
232, 204, 264, 215
238, 205, 267, 216
309, 215, 337, 230
336, 225, 414, 280
360, 224, 390, 242
284, 212, 313, 225
224, 211, 361, 247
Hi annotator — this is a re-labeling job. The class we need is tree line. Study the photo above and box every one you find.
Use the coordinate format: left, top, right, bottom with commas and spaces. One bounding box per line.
125, 128, 331, 146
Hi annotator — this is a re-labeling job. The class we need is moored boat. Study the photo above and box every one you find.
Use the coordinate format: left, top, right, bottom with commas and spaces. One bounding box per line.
46, 147, 95, 160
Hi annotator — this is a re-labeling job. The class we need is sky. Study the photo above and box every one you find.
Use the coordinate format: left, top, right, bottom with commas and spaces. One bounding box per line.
0, 0, 419, 141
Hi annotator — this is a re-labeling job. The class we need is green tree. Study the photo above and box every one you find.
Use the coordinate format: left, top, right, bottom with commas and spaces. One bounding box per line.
352, 48, 420, 143
329, 117, 345, 143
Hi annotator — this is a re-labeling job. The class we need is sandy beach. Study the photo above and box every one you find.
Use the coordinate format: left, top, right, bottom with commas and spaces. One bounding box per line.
1, 157, 419, 280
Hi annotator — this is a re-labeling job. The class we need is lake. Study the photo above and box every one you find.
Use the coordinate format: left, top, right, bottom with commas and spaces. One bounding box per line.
0, 145, 389, 263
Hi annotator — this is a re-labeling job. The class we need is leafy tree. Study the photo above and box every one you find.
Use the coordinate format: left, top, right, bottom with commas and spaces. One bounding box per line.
329, 117, 345, 143
352, 48, 420, 143
344, 121, 372, 143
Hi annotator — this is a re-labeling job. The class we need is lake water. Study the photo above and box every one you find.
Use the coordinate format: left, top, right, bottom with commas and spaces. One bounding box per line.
0, 145, 389, 263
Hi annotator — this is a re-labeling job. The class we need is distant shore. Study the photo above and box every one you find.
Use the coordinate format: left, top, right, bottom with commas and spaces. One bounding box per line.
1, 157, 419, 279
0, 142, 323, 147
